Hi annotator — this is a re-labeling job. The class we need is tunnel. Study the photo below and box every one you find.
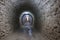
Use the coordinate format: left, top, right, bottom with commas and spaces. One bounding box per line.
0, 0, 60, 40
13, 3, 40, 32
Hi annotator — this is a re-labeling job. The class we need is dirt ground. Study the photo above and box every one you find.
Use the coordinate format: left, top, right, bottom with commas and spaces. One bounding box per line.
4, 31, 48, 40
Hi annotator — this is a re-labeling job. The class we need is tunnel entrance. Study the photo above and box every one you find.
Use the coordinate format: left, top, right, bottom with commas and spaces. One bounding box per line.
13, 3, 40, 32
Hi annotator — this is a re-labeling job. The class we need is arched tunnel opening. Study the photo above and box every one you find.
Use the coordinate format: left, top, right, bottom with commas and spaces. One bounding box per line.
13, 3, 40, 32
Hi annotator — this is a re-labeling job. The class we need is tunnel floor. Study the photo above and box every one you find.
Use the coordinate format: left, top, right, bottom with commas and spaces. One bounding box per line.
4, 31, 48, 40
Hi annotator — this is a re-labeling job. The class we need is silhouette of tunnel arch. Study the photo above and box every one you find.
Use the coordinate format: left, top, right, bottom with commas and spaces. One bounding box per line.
13, 2, 39, 31
20, 11, 34, 25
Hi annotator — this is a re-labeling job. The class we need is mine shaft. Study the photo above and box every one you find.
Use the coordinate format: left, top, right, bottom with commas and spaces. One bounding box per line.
0, 0, 60, 40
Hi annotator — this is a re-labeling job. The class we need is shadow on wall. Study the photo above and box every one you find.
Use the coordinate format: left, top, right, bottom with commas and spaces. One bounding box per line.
12, 2, 41, 32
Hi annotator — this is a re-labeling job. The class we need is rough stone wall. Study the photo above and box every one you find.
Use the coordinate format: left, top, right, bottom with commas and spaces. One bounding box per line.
0, 0, 60, 40
39, 0, 60, 40
0, 0, 10, 39
0, 0, 15, 39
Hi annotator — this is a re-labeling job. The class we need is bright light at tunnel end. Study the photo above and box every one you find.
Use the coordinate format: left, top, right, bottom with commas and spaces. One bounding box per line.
26, 15, 29, 21
20, 11, 35, 26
